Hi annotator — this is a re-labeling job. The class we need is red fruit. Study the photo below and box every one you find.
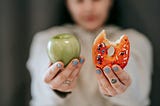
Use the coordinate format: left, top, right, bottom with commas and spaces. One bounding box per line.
92, 30, 130, 69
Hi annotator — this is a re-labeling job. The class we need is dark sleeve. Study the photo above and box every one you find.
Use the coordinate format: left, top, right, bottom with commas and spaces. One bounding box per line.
53, 90, 72, 98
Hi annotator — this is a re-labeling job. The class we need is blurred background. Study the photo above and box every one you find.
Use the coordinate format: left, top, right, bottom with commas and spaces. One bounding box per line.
0, 0, 160, 106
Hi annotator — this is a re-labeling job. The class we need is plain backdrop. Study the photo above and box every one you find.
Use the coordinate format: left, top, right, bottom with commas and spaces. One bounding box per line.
0, 0, 160, 106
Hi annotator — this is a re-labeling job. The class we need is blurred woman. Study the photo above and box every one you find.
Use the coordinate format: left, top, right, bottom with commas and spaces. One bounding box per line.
26, 0, 152, 106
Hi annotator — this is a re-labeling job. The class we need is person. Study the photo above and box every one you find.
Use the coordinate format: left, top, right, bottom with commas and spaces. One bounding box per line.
26, 0, 153, 106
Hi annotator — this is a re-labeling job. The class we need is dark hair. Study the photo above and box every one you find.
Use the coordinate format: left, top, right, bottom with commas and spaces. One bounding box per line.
59, 0, 74, 25
59, 0, 119, 25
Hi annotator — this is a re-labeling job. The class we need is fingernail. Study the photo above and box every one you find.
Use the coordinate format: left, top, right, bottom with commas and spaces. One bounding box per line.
104, 67, 110, 73
113, 66, 119, 72
57, 63, 62, 68
72, 60, 78, 66
96, 70, 101, 74
80, 58, 84, 64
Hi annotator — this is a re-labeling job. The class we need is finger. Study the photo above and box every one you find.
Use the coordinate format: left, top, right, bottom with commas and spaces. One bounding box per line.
103, 66, 127, 94
50, 59, 79, 88
67, 67, 80, 82
62, 58, 79, 78
112, 65, 131, 86
96, 70, 108, 94
95, 68, 117, 96
98, 79, 110, 96
68, 57, 85, 81
79, 56, 85, 65
44, 62, 64, 83
48, 62, 53, 67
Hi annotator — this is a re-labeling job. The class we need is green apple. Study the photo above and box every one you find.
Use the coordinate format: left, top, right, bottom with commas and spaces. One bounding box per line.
47, 33, 81, 66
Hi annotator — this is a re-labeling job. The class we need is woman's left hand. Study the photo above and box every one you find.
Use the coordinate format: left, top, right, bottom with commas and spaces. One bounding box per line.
95, 64, 132, 97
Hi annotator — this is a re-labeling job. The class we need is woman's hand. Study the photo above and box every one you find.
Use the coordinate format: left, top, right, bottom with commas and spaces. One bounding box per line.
95, 64, 132, 97
44, 57, 85, 92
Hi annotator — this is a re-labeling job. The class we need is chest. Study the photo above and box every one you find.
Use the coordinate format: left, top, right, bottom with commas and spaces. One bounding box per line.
75, 35, 98, 96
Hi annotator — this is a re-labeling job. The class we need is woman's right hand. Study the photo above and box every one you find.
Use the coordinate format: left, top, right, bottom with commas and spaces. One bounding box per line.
44, 57, 85, 92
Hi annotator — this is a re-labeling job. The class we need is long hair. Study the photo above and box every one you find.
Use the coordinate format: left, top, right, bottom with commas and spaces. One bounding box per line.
59, 0, 74, 25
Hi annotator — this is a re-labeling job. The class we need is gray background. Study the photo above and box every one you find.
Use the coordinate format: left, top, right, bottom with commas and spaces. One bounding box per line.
0, 0, 160, 106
